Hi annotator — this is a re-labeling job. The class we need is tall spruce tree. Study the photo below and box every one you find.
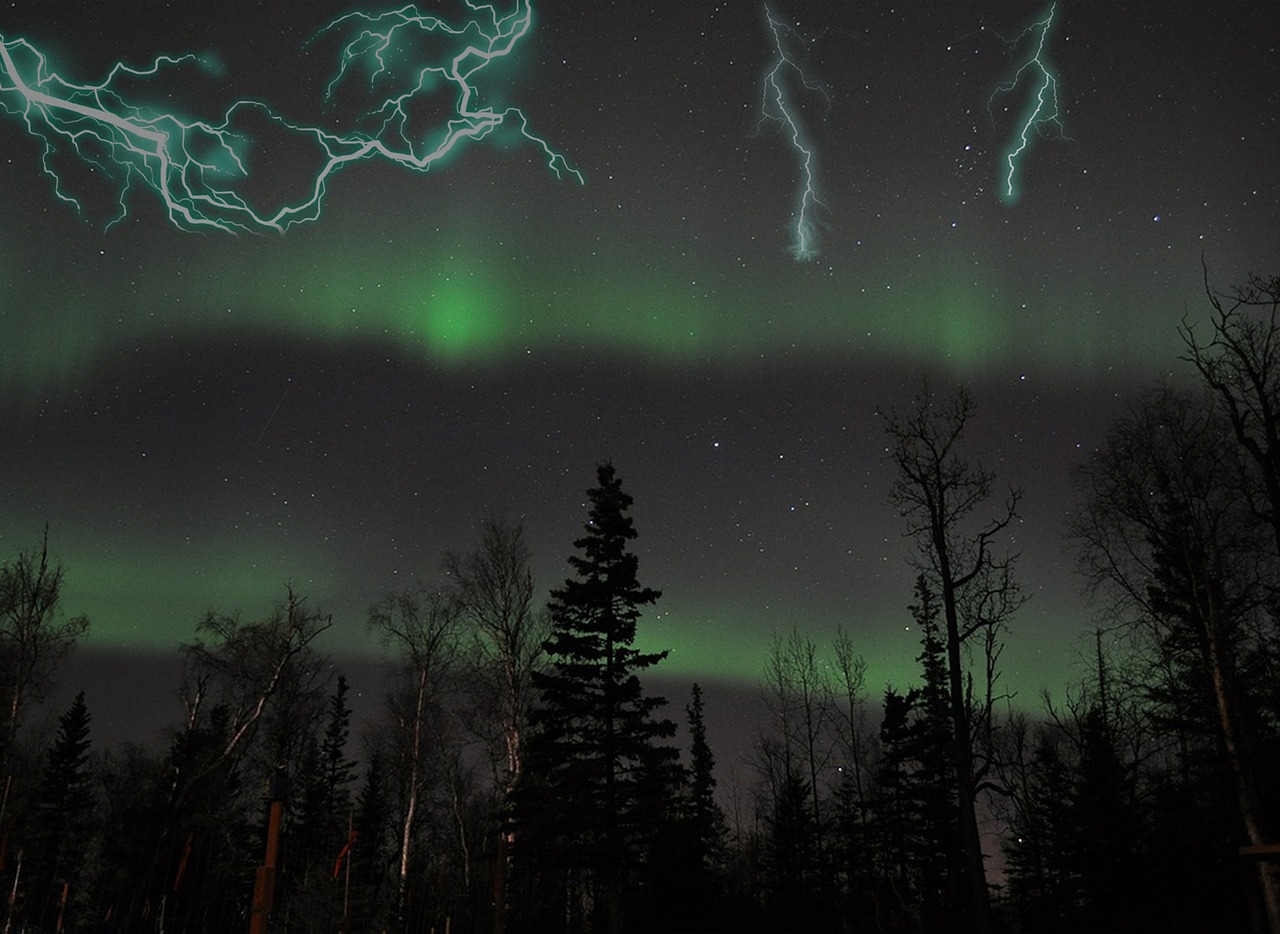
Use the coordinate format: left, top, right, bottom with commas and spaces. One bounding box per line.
868, 581, 963, 933
287, 674, 358, 928
686, 683, 727, 876
351, 746, 393, 933
517, 462, 678, 934
641, 683, 728, 932
909, 578, 962, 933
29, 690, 93, 931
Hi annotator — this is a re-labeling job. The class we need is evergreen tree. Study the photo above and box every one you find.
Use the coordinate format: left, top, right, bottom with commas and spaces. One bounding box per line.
1004, 730, 1073, 933
0, 529, 90, 767
1070, 706, 1141, 933
873, 687, 923, 929
637, 683, 728, 932
867, 581, 963, 933
124, 704, 252, 933
686, 683, 728, 877
315, 674, 358, 838
516, 462, 679, 934
91, 742, 169, 927
28, 690, 94, 931
764, 766, 822, 932
287, 675, 358, 930
1003, 707, 1143, 934
909, 578, 962, 933
351, 745, 393, 933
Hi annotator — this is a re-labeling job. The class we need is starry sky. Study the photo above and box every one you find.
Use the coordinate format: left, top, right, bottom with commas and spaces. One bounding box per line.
1, 1, 1277, 741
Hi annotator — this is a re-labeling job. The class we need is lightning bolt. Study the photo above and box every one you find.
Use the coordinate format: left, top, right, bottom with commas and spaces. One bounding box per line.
758, 6, 826, 262
988, 3, 1066, 205
0, 2, 581, 233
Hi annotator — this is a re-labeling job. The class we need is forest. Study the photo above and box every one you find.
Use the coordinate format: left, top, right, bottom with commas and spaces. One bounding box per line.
2, 273, 1279, 934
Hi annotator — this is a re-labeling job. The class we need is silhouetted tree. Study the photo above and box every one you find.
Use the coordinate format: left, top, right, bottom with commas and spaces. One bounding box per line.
1002, 704, 1144, 934
1003, 727, 1073, 932
1072, 384, 1280, 931
515, 462, 678, 934
179, 585, 332, 772
445, 516, 549, 934
864, 584, 962, 934
875, 686, 925, 932
367, 583, 462, 927
287, 674, 358, 929
163, 704, 253, 932
26, 690, 94, 932
764, 766, 822, 932
91, 740, 170, 927
639, 682, 728, 932
753, 625, 839, 929
350, 744, 394, 933
1070, 706, 1141, 932
829, 627, 874, 922
1179, 270, 1280, 930
909, 578, 963, 932
686, 683, 728, 881
883, 386, 1023, 934
0, 527, 90, 765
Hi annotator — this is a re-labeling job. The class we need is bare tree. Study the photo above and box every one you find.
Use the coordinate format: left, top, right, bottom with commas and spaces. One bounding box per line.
882, 385, 1023, 934
831, 626, 871, 824
0, 526, 90, 762
179, 584, 331, 767
1072, 384, 1280, 932
443, 517, 547, 934
1182, 271, 1280, 559
368, 584, 462, 923
1179, 270, 1280, 931
444, 517, 547, 797
758, 627, 835, 830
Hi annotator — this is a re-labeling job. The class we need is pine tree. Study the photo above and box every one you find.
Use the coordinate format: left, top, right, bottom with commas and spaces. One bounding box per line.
1070, 706, 1141, 933
868, 580, 962, 932
320, 675, 358, 815
163, 704, 250, 931
765, 766, 821, 931
873, 687, 923, 927
29, 690, 93, 931
686, 682, 727, 876
351, 746, 393, 933
288, 675, 358, 929
910, 578, 962, 932
1004, 729, 1073, 932
516, 462, 679, 934
639, 683, 728, 932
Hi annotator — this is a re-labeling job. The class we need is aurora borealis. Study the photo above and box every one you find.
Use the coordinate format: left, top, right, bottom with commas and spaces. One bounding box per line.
1, 2, 1278, 736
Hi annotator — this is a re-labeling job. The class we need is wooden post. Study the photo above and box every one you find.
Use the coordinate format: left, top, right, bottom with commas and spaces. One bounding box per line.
54, 879, 69, 934
250, 770, 288, 934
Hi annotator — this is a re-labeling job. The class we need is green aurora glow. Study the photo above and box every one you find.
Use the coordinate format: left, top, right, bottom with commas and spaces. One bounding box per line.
1, 231, 1192, 406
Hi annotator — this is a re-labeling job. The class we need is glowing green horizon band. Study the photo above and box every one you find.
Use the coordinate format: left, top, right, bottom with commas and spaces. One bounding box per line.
0, 234, 1188, 405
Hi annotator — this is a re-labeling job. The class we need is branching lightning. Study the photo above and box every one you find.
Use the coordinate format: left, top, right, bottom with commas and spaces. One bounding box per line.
988, 3, 1066, 205
0, 2, 581, 232
758, 6, 827, 262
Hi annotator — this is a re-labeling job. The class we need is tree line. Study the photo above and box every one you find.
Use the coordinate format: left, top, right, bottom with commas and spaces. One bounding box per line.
1, 271, 1278, 934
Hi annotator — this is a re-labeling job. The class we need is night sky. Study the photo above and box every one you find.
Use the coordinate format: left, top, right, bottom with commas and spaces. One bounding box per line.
1, 2, 1277, 743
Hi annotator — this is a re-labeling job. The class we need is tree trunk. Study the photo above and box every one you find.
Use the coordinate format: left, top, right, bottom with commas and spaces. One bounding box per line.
1203, 614, 1280, 933
938, 550, 992, 934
